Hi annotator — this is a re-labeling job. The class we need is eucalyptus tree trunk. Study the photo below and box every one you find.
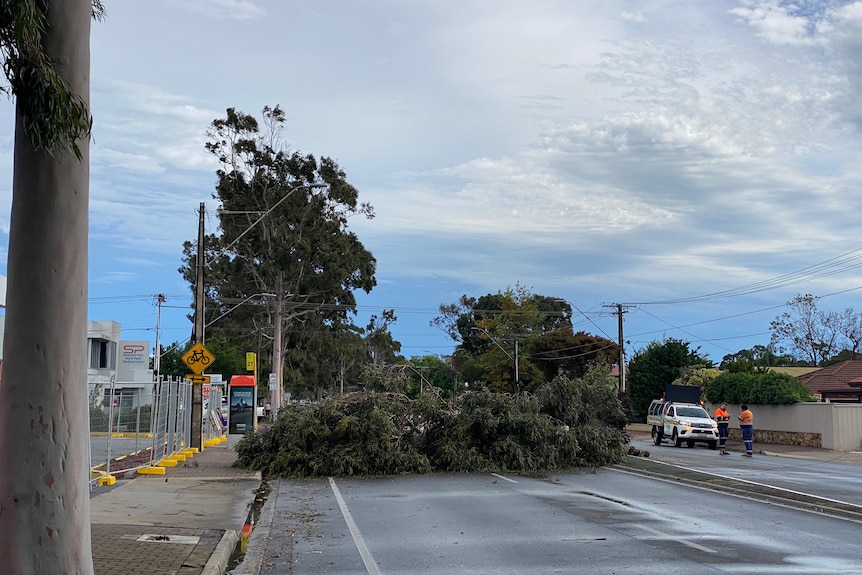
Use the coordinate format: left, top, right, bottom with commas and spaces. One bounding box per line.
0, 1, 94, 572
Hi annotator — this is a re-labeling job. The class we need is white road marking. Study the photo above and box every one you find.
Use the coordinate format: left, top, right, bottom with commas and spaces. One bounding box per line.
491, 473, 519, 483
633, 523, 718, 554
329, 477, 382, 575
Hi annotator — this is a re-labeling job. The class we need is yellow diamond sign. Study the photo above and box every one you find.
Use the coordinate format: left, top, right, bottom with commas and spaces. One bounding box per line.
182, 342, 215, 375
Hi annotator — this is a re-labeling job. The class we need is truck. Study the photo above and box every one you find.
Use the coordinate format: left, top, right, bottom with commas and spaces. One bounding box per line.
646, 385, 718, 449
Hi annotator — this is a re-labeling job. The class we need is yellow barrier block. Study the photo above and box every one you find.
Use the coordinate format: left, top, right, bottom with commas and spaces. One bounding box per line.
182, 447, 199, 455
168, 453, 187, 462
98, 475, 117, 487
137, 466, 166, 476
156, 459, 178, 467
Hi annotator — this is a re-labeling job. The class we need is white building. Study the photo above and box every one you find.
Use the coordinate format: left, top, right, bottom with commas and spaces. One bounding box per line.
87, 320, 155, 407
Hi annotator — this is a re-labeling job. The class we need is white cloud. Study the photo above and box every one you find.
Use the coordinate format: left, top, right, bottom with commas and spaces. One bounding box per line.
95, 149, 164, 174
621, 11, 647, 23
92, 271, 140, 285
729, 1, 817, 45
172, 0, 266, 20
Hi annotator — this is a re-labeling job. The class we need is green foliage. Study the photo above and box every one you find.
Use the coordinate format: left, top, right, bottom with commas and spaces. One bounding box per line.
627, 339, 712, 419
425, 389, 579, 473
235, 392, 431, 477
527, 330, 618, 382
0, 0, 104, 157
720, 344, 796, 370
235, 367, 628, 478
406, 355, 459, 399
157, 341, 189, 378
705, 371, 816, 405
535, 365, 628, 466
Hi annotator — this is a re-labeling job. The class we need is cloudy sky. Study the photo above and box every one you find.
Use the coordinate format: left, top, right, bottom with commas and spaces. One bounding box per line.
2, 0, 862, 366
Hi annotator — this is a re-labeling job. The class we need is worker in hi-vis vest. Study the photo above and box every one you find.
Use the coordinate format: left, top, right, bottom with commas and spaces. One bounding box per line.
714, 402, 730, 455
738, 404, 754, 457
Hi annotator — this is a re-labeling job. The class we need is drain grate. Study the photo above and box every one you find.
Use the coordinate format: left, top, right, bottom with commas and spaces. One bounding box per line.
137, 534, 201, 545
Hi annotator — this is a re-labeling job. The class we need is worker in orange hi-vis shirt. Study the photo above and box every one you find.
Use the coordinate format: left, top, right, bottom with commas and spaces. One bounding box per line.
738, 404, 754, 457
714, 402, 730, 455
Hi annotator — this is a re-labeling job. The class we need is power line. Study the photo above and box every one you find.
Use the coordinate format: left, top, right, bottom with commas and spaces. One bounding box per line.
632, 247, 862, 305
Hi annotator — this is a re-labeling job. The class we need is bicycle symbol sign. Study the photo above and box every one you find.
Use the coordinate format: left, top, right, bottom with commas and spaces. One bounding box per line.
182, 342, 216, 375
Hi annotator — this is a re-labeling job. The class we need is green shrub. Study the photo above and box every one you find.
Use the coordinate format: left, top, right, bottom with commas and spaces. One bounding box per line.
705, 371, 815, 404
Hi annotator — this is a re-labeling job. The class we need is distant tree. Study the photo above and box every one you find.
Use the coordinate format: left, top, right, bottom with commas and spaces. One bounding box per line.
720, 344, 795, 370
434, 285, 583, 393
279, 316, 368, 401
672, 366, 721, 389
627, 339, 712, 419
527, 330, 618, 381
159, 342, 191, 378
328, 321, 369, 396
835, 308, 862, 360
0, 2, 104, 571
406, 355, 458, 399
432, 284, 572, 351
365, 310, 403, 367
770, 294, 841, 366
821, 349, 862, 367
204, 338, 250, 381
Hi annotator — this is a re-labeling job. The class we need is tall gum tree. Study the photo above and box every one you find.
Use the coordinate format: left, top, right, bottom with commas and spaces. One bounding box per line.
0, 0, 101, 572
181, 106, 376, 410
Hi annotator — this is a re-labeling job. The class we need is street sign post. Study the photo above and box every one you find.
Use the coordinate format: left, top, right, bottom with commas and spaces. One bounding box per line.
182, 342, 216, 451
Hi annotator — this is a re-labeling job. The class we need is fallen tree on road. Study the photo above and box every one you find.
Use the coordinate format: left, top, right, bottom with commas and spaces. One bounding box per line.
235, 366, 628, 478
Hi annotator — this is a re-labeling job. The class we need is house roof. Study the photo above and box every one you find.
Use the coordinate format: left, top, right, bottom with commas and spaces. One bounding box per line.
798, 361, 862, 397
767, 366, 821, 377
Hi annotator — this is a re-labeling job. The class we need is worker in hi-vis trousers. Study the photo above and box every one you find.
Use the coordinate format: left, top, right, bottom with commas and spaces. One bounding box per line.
714, 402, 730, 455
738, 404, 754, 457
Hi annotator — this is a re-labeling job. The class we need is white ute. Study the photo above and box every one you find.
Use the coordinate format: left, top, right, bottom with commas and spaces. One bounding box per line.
647, 399, 718, 449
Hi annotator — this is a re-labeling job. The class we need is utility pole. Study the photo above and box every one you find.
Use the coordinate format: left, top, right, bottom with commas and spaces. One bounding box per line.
272, 274, 284, 414
191, 202, 206, 450
514, 339, 519, 394
154, 294, 165, 379
604, 303, 635, 394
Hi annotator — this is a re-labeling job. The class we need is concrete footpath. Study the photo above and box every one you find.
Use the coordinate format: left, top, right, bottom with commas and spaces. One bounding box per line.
90, 443, 261, 575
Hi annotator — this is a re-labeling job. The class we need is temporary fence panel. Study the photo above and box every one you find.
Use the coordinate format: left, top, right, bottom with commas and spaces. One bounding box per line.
89, 376, 202, 487
88, 379, 157, 486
